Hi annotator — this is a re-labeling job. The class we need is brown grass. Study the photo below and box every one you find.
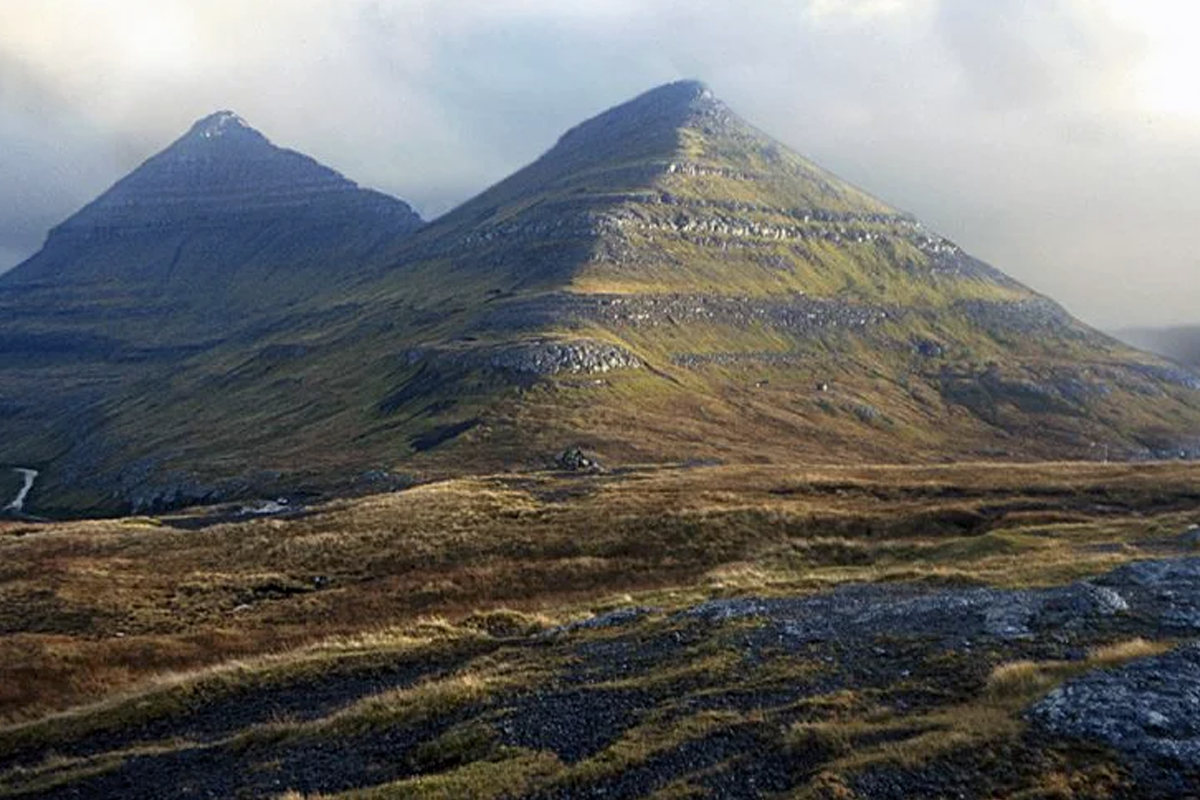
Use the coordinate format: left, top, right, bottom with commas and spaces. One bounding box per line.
1, 460, 1197, 722
783, 636, 1177, 792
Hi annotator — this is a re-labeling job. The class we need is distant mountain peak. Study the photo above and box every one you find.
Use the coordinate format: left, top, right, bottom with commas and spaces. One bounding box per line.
541, 78, 732, 170
642, 78, 714, 103
9, 108, 422, 268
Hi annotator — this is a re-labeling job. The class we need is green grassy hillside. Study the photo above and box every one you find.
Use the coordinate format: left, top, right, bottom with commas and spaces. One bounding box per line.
2, 82, 1199, 515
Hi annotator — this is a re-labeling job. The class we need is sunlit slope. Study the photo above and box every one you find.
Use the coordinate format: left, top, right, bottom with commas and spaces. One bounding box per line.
2, 84, 1199, 515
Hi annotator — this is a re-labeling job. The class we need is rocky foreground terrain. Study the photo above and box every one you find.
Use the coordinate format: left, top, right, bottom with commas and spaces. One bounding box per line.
4, 555, 1200, 798
2, 462, 1200, 798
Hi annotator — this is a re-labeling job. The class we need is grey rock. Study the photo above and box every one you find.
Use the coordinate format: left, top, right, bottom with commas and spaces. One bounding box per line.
408, 339, 641, 378
556, 447, 600, 472
684, 598, 772, 622
542, 606, 658, 638
1030, 642, 1200, 781
677, 562, 1145, 648
474, 292, 898, 337
955, 298, 1074, 333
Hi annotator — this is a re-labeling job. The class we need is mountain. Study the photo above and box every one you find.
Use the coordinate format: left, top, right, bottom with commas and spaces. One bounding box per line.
0, 111, 423, 512
1116, 326, 1200, 368
3, 110, 420, 306
3, 81, 1200, 515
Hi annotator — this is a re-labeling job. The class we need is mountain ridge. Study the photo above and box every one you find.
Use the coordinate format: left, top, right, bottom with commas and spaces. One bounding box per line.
2, 82, 1199, 515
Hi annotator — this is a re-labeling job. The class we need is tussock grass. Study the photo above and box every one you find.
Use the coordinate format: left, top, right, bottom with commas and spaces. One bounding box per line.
1, 460, 1197, 728
785, 636, 1176, 787
0, 622, 489, 759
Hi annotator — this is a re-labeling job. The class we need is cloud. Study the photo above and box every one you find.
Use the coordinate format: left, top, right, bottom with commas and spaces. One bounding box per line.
0, 0, 1196, 327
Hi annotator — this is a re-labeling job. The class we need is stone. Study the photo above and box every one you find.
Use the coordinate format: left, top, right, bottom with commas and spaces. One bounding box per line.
1030, 642, 1200, 785
557, 446, 600, 472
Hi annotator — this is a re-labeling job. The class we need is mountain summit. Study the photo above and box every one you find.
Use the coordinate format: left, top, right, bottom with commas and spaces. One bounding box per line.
187, 109, 260, 140
2, 83, 1199, 515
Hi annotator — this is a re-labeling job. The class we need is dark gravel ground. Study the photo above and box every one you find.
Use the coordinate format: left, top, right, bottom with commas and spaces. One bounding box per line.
497, 688, 654, 763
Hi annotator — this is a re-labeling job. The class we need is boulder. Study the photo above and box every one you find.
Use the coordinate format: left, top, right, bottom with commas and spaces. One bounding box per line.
556, 446, 600, 472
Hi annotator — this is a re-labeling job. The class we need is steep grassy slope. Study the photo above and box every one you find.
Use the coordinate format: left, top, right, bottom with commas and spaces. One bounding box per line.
3, 83, 1200, 515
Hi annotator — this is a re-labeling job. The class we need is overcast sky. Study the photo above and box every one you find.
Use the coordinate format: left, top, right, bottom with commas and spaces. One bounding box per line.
1, 0, 1196, 328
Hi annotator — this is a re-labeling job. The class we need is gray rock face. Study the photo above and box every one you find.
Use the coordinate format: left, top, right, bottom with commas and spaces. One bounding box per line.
556, 446, 600, 472
1031, 643, 1200, 789
408, 339, 641, 377
1009, 558, 1200, 789
541, 606, 657, 637
681, 578, 1130, 645
485, 340, 640, 375
1095, 558, 1200, 629
673, 556, 1200, 791
670, 351, 808, 368
954, 298, 1074, 333
477, 292, 896, 336
1125, 363, 1200, 391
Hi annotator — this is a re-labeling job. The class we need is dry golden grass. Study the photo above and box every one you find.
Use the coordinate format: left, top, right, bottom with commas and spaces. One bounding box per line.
782, 635, 1177, 798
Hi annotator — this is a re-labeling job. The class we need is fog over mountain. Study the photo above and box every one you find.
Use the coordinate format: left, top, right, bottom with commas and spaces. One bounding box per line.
2, 0, 1198, 328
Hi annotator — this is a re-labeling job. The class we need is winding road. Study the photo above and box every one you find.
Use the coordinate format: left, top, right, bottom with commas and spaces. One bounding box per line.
4, 468, 38, 512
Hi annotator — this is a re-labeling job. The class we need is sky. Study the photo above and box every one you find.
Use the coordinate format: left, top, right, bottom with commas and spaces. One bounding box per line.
0, 0, 1196, 328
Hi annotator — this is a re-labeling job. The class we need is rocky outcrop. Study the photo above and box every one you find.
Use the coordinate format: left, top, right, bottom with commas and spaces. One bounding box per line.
484, 340, 640, 375
1032, 644, 1200, 792
682, 575, 1130, 645
670, 351, 808, 368
954, 298, 1074, 333
1024, 558, 1200, 791
478, 292, 896, 334
1125, 362, 1200, 391
555, 446, 600, 472
406, 339, 641, 377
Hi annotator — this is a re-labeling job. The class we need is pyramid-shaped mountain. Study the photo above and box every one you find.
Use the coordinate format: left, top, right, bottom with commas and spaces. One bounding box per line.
0, 112, 424, 513
3, 82, 1200, 515
5, 110, 420, 295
